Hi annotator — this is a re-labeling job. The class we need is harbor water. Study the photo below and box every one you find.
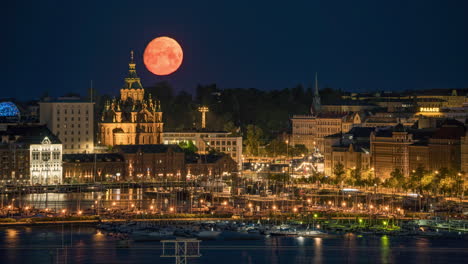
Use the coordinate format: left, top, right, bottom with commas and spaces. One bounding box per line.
0, 225, 467, 263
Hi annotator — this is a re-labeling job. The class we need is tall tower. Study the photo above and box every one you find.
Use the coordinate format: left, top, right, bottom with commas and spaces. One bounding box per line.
198, 106, 209, 129
120, 51, 145, 102
311, 72, 321, 116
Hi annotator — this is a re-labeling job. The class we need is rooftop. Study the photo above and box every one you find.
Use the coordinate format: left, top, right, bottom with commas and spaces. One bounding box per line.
115, 144, 183, 154
63, 153, 124, 163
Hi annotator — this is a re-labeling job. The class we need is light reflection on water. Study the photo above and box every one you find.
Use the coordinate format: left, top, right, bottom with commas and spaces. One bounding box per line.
381, 235, 390, 264
313, 237, 322, 264
3, 188, 177, 211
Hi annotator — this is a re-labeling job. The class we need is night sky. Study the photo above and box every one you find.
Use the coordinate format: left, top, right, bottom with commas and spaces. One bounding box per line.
4, 0, 468, 100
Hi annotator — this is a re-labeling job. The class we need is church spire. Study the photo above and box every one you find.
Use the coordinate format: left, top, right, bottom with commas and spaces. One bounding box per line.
123, 50, 143, 88
314, 72, 319, 97
121, 50, 144, 101
311, 72, 321, 116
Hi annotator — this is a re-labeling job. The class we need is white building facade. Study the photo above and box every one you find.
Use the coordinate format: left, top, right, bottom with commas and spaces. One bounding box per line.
30, 137, 63, 185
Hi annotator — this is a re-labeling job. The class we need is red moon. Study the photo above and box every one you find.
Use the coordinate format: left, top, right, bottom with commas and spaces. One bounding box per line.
143, 36, 183, 75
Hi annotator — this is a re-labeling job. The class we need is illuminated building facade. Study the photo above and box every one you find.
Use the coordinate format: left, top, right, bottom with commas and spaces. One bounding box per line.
39, 98, 94, 154
324, 127, 374, 177
461, 130, 468, 174
186, 153, 238, 179
162, 131, 242, 168
291, 112, 364, 152
30, 136, 63, 185
99, 52, 163, 146
63, 153, 125, 183
371, 120, 466, 179
115, 144, 185, 180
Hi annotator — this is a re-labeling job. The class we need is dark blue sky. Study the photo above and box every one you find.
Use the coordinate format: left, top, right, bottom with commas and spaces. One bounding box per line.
4, 0, 468, 99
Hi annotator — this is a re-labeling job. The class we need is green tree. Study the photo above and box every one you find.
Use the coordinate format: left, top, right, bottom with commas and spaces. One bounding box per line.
408, 165, 428, 194
265, 138, 287, 157
348, 168, 362, 186
245, 125, 264, 156
223, 121, 240, 136
291, 144, 308, 156
333, 162, 345, 187
386, 168, 405, 191
178, 140, 198, 154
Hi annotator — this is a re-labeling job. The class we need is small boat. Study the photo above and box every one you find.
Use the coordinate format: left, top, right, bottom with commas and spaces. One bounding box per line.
131, 230, 175, 241
298, 230, 328, 237
220, 231, 263, 240
196, 230, 222, 240
268, 230, 298, 236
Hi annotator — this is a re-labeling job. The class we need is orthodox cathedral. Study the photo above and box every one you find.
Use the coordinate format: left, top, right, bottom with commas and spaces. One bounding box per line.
99, 52, 164, 146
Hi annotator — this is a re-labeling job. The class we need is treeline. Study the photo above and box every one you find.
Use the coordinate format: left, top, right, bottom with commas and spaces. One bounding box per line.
144, 82, 342, 135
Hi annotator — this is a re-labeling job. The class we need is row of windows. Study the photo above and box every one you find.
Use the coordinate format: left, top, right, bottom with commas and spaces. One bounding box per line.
62, 130, 89, 135
212, 146, 237, 152
56, 108, 90, 115
64, 144, 90, 149
57, 117, 89, 122
208, 141, 237, 146
56, 123, 90, 129
63, 137, 89, 143
32, 152, 61, 160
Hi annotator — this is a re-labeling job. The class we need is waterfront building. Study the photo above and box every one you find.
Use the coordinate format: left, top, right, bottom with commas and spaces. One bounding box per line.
186, 153, 238, 179
63, 153, 125, 183
324, 127, 374, 177
371, 120, 466, 179
0, 125, 61, 185
162, 131, 242, 168
99, 52, 163, 146
39, 97, 94, 154
30, 136, 63, 185
115, 144, 185, 180
291, 112, 364, 152
461, 130, 468, 174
